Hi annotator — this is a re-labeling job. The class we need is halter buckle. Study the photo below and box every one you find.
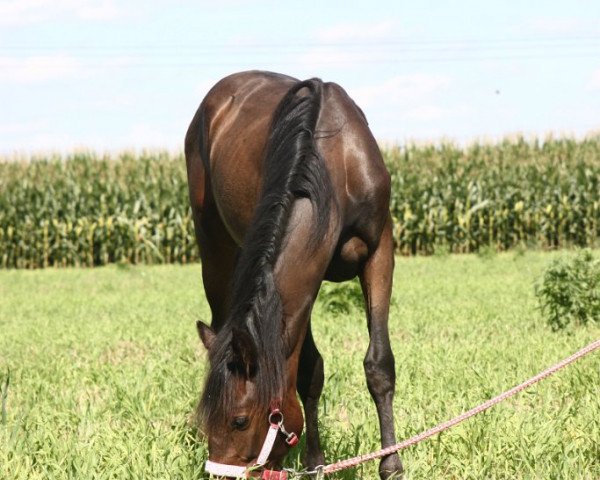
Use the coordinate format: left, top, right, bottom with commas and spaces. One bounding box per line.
284, 432, 299, 447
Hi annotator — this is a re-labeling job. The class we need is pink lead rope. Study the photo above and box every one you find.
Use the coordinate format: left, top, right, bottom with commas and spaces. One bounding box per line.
322, 338, 600, 475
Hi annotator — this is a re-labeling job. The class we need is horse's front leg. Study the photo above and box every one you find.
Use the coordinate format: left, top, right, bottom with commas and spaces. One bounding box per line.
297, 324, 326, 470
359, 215, 403, 479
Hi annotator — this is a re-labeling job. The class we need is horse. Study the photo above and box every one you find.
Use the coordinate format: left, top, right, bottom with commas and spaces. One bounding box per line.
185, 70, 402, 479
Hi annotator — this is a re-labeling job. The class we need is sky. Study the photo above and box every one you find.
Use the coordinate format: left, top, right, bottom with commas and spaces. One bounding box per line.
1, 0, 599, 154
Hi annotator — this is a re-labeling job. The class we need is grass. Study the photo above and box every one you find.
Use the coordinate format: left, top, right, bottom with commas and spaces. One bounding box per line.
0, 251, 599, 479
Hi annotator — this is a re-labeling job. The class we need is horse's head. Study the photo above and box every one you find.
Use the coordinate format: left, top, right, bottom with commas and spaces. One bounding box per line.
196, 321, 303, 477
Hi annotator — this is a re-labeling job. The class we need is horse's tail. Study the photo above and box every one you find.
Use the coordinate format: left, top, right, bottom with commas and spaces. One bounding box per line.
261, 78, 331, 252
227, 78, 332, 388
233, 79, 332, 287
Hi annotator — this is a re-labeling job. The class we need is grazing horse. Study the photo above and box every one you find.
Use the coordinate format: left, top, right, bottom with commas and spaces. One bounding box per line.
185, 71, 402, 479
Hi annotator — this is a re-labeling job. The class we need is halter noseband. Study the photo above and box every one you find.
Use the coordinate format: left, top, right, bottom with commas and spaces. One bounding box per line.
204, 404, 299, 479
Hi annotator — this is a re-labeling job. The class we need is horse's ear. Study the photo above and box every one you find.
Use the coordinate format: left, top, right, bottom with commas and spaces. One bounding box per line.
196, 321, 216, 351
229, 327, 258, 378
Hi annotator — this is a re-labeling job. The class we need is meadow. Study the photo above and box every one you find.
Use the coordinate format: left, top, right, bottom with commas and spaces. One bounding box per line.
1, 250, 598, 479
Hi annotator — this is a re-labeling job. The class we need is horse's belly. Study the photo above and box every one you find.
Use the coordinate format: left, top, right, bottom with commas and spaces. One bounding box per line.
324, 235, 368, 282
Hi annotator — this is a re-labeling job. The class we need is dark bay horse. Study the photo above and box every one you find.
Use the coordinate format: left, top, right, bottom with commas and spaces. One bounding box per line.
185, 71, 402, 479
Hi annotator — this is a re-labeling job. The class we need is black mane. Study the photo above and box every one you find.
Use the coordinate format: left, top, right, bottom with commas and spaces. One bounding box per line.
200, 78, 332, 428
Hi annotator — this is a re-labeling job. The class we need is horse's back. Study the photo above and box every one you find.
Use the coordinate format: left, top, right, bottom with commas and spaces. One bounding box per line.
186, 71, 390, 251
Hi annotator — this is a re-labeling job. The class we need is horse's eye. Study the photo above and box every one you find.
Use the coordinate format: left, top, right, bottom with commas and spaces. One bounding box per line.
232, 416, 249, 430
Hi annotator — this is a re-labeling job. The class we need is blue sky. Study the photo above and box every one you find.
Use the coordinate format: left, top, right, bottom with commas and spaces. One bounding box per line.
1, 0, 599, 154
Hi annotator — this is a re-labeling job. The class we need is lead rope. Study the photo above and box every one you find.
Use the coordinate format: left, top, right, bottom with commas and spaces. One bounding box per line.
288, 338, 600, 478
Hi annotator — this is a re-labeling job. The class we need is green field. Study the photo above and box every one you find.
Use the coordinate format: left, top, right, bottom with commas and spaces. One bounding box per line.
1, 251, 599, 479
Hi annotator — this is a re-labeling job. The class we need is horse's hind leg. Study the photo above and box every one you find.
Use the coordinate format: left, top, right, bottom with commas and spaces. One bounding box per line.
188, 161, 238, 329
186, 107, 239, 331
297, 323, 326, 470
359, 215, 403, 479
195, 202, 238, 330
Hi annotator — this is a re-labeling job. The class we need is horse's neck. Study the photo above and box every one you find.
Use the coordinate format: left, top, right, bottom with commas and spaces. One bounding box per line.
274, 198, 334, 357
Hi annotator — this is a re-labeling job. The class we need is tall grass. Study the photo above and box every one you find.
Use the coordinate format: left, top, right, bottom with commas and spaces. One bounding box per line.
1, 135, 599, 268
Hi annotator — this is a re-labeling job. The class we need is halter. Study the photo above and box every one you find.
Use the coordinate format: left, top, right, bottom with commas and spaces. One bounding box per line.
204, 403, 299, 479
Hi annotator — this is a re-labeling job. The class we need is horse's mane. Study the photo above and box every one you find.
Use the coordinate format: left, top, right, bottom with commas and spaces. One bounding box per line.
200, 78, 332, 428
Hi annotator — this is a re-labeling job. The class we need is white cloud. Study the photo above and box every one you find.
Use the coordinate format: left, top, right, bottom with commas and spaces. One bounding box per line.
407, 104, 474, 123
0, 121, 183, 155
297, 21, 403, 70
297, 47, 391, 69
404, 105, 447, 122
0, 124, 83, 155
0, 55, 85, 83
524, 16, 600, 35
339, 74, 465, 143
126, 124, 181, 149
587, 68, 600, 90
0, 54, 137, 83
29, 132, 80, 151
0, 0, 126, 26
315, 20, 397, 43
76, 1, 121, 21
0, 120, 39, 134
90, 93, 136, 111
349, 74, 452, 109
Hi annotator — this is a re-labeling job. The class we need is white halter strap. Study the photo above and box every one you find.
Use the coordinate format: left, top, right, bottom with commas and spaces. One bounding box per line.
204, 422, 281, 478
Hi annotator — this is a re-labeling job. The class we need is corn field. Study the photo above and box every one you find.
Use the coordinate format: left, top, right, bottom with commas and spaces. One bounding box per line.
386, 136, 599, 255
1, 136, 599, 268
0, 152, 196, 268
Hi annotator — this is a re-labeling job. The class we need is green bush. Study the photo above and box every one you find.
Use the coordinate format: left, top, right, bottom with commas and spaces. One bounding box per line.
317, 280, 364, 315
535, 250, 600, 330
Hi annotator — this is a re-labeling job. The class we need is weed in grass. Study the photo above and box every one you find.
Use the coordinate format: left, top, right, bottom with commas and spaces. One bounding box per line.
512, 242, 528, 260
536, 249, 600, 330
317, 279, 364, 315
432, 246, 451, 259
477, 244, 498, 260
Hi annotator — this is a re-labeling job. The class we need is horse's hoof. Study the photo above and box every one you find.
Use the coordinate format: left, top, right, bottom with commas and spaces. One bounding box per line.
379, 453, 404, 479
304, 451, 326, 472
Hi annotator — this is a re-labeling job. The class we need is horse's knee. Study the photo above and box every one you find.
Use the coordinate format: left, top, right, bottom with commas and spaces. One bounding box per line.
298, 349, 324, 402
363, 345, 396, 396
298, 329, 324, 389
